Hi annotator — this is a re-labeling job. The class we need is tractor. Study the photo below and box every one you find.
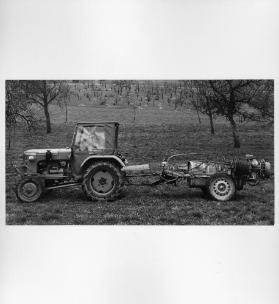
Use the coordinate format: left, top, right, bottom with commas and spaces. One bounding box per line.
14, 122, 127, 203
14, 121, 272, 203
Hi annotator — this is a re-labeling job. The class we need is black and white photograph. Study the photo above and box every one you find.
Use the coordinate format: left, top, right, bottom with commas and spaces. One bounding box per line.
6, 80, 274, 225
1, 0, 279, 304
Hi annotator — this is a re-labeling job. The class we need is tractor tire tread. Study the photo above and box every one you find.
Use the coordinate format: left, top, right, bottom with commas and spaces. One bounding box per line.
16, 176, 44, 203
82, 161, 124, 202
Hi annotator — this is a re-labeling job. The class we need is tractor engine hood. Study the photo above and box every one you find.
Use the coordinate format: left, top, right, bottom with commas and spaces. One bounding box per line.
24, 148, 71, 155
24, 148, 72, 160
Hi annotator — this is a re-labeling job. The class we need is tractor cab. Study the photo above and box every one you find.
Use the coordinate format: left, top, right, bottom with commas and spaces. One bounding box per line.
72, 122, 119, 154
70, 122, 121, 176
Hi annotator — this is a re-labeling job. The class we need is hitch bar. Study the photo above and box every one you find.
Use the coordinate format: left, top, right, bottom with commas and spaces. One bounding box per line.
46, 182, 81, 190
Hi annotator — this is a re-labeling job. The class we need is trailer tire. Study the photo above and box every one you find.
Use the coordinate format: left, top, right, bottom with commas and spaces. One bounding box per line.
82, 161, 124, 201
16, 177, 44, 203
207, 173, 236, 202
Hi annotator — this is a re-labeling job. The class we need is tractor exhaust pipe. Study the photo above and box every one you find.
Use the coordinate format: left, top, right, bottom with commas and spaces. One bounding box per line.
122, 164, 150, 173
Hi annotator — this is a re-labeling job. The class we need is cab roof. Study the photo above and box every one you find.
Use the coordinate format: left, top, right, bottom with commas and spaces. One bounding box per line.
76, 121, 119, 126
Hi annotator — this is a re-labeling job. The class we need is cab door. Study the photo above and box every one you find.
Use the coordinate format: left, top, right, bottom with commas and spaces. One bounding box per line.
70, 124, 107, 176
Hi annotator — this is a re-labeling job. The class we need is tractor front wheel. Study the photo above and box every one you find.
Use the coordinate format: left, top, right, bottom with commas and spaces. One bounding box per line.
82, 162, 124, 201
16, 177, 44, 203
207, 173, 236, 202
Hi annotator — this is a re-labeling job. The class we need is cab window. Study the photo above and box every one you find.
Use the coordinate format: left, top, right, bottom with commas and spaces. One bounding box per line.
73, 126, 105, 152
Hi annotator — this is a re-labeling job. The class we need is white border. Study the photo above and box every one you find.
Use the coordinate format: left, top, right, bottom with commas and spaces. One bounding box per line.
1, 1, 278, 304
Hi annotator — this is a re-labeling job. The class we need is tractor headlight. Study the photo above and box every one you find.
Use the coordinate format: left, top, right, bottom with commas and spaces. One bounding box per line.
28, 155, 35, 161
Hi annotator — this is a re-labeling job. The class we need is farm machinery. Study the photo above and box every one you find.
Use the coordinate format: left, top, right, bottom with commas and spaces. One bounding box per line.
14, 122, 271, 203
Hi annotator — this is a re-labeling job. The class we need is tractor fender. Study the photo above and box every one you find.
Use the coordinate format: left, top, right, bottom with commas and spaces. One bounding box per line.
80, 155, 126, 171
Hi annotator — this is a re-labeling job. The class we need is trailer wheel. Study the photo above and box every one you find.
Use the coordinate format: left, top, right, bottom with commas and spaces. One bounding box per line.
82, 161, 124, 201
16, 177, 43, 203
207, 173, 236, 202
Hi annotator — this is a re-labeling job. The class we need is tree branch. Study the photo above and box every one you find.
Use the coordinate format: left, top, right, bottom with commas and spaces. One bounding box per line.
27, 96, 44, 107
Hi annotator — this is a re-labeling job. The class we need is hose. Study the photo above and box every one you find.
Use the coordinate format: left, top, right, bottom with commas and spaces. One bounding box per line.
234, 160, 250, 176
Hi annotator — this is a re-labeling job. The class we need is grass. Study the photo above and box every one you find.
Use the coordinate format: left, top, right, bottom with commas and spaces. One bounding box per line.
6, 106, 274, 225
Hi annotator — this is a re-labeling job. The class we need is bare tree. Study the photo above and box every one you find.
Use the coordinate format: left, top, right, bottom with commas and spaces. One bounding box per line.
23, 80, 71, 133
189, 81, 216, 134
249, 80, 274, 122
208, 80, 272, 148
6, 81, 38, 149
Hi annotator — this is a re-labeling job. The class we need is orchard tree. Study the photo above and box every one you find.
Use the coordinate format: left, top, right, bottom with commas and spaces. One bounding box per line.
24, 80, 71, 133
208, 80, 272, 148
6, 81, 38, 149
128, 90, 139, 121
249, 80, 274, 122
179, 81, 202, 125
190, 80, 217, 134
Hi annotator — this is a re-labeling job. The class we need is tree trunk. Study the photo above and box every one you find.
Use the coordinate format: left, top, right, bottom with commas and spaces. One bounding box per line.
44, 104, 51, 133
65, 104, 68, 123
229, 116, 240, 148
208, 108, 215, 134
195, 105, 201, 125
8, 127, 11, 149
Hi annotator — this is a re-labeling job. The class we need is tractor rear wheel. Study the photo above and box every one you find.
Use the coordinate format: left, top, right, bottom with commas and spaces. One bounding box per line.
82, 161, 124, 201
16, 177, 44, 203
207, 173, 236, 202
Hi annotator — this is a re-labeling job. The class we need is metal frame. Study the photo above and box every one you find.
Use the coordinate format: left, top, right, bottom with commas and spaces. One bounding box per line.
80, 155, 125, 169
71, 121, 119, 149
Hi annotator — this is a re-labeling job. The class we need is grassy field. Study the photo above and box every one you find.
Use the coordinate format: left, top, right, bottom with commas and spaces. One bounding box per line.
6, 106, 274, 225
